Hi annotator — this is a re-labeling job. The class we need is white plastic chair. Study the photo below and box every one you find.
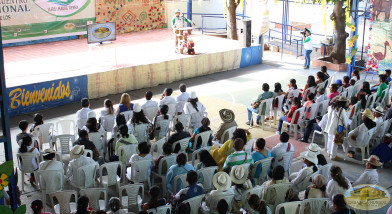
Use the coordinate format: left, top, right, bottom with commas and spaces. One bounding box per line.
89, 132, 105, 157
273, 94, 286, 125
209, 192, 235, 214
285, 89, 301, 107
151, 155, 177, 194
295, 171, 313, 193
301, 87, 316, 103
240, 185, 265, 210
190, 131, 212, 164
101, 114, 115, 132
56, 120, 76, 136
345, 128, 374, 164
83, 149, 93, 158
55, 134, 75, 155
72, 163, 98, 189
251, 157, 273, 185
274, 151, 294, 177
344, 86, 355, 99
299, 198, 328, 214
318, 163, 332, 182
119, 184, 144, 213
80, 188, 107, 211
245, 138, 256, 154
311, 130, 328, 150
282, 107, 305, 140
147, 205, 172, 214
171, 173, 188, 195
144, 106, 159, 122
76, 119, 88, 131
151, 138, 166, 156
34, 123, 54, 150
155, 119, 171, 140
365, 93, 377, 109
275, 201, 301, 214
121, 110, 134, 122
183, 194, 205, 214
98, 162, 122, 193
175, 101, 187, 115
118, 144, 138, 182
171, 114, 191, 133
197, 166, 218, 192
133, 123, 150, 143
265, 183, 293, 213
167, 103, 178, 118
328, 72, 337, 88
16, 153, 40, 192
87, 111, 96, 119
127, 159, 152, 190
188, 111, 206, 132
37, 170, 63, 209
172, 137, 191, 153
49, 190, 78, 214
250, 98, 274, 130
219, 126, 237, 144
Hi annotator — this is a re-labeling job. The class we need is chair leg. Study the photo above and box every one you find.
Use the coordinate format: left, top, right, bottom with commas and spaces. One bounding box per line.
361, 148, 365, 164
21, 173, 24, 192
261, 117, 265, 130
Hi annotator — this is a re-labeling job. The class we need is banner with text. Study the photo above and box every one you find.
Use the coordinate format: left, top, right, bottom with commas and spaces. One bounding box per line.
1, 0, 95, 43
7, 76, 88, 116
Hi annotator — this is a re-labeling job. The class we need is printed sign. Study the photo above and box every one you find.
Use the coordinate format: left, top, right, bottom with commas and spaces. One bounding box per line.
345, 184, 391, 211
7, 76, 88, 116
87, 22, 116, 44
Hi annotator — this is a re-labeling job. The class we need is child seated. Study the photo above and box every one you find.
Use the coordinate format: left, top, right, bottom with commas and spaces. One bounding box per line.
175, 170, 204, 201
126, 142, 154, 181
141, 186, 166, 210
247, 194, 271, 214
17, 120, 32, 144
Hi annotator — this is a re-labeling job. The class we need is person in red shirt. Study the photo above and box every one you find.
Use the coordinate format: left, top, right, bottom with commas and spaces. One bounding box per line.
328, 83, 340, 101
277, 97, 302, 134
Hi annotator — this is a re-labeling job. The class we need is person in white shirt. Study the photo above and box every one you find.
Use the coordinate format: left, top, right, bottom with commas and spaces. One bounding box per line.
270, 132, 295, 168
372, 106, 385, 140
326, 166, 352, 210
141, 91, 158, 112
176, 83, 190, 114
75, 98, 96, 129
289, 151, 318, 193
66, 145, 96, 185
39, 148, 64, 187
201, 172, 234, 212
315, 87, 327, 103
18, 135, 40, 185
126, 142, 154, 181
159, 88, 176, 107
352, 155, 381, 186
183, 91, 206, 130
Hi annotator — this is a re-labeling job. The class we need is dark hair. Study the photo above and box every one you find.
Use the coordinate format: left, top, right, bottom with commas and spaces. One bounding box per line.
138, 142, 150, 155
174, 202, 190, 214
385, 69, 391, 76
290, 79, 297, 89
160, 105, 169, 120
217, 199, 229, 214
232, 129, 247, 145
343, 76, 350, 84
274, 83, 283, 93
248, 194, 267, 214
31, 200, 43, 214
350, 79, 356, 85
163, 142, 172, 155
78, 129, 88, 138
145, 91, 153, 100
188, 97, 199, 112
175, 122, 184, 132
330, 166, 349, 189
233, 138, 245, 151
306, 160, 318, 173
81, 98, 90, 108
76, 196, 89, 214
307, 92, 315, 101
331, 99, 348, 110
148, 186, 162, 209
86, 117, 99, 133
139, 211, 149, 214
363, 117, 377, 130
199, 149, 217, 167
179, 83, 187, 92
307, 75, 316, 88
358, 93, 366, 110
280, 132, 289, 143
95, 211, 107, 214
132, 111, 149, 124
350, 97, 359, 105
33, 113, 44, 127
380, 74, 388, 83
119, 124, 129, 138
109, 197, 121, 212
353, 69, 360, 80
255, 138, 266, 150
333, 194, 347, 209
272, 165, 285, 181
262, 83, 270, 92
362, 81, 371, 94
316, 72, 326, 81
186, 170, 198, 185
19, 136, 32, 153
43, 152, 56, 161
116, 114, 127, 127
165, 88, 173, 96
104, 99, 114, 115
330, 83, 338, 92
19, 120, 29, 131
201, 117, 210, 129
176, 153, 187, 166
321, 66, 327, 73
317, 154, 328, 166
293, 97, 301, 107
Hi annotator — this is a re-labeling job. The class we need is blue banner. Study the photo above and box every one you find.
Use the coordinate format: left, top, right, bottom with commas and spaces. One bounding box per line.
7, 76, 88, 117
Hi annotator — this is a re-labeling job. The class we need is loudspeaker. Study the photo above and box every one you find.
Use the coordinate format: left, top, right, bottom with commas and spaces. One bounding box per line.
239, 19, 251, 47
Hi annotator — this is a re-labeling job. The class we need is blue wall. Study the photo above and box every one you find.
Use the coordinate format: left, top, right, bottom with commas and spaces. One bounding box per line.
240, 45, 263, 68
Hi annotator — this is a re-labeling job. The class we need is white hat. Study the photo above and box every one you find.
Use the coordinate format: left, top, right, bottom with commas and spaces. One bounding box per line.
213, 172, 231, 191
133, 103, 142, 113
70, 145, 85, 159
190, 91, 197, 99
300, 151, 318, 165
175, 9, 181, 13
306, 143, 321, 155
372, 106, 384, 115
230, 165, 248, 184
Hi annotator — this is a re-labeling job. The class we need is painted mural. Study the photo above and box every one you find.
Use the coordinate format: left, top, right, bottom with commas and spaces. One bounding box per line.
366, 0, 392, 73
95, 0, 165, 34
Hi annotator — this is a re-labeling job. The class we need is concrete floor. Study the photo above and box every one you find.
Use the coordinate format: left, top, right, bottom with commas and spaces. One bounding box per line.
4, 50, 391, 214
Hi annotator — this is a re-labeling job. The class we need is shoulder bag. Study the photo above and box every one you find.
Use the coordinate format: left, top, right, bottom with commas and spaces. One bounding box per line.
333, 108, 346, 146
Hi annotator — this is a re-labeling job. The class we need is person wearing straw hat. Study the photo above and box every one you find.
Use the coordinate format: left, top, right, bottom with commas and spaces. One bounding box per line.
39, 148, 63, 173
289, 151, 318, 193
352, 155, 381, 186
202, 171, 234, 212
183, 91, 206, 129
230, 165, 252, 212
66, 145, 95, 184
213, 109, 237, 142
343, 109, 377, 158
306, 143, 321, 155
372, 106, 385, 139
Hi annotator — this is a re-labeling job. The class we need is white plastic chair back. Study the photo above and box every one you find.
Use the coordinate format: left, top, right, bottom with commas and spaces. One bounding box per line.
345, 86, 355, 99
283, 107, 305, 140
318, 99, 330, 116
189, 112, 205, 131
118, 144, 138, 165
102, 114, 115, 132
99, 162, 122, 188
209, 193, 235, 214
121, 110, 134, 122
328, 72, 337, 88
134, 123, 150, 143
285, 89, 300, 107
87, 111, 96, 119
384, 119, 392, 137
299, 198, 328, 214
252, 98, 274, 130
151, 138, 166, 156
37, 170, 63, 194
240, 185, 265, 210
220, 126, 237, 144
318, 163, 332, 182
302, 87, 316, 103
80, 188, 107, 211
197, 166, 218, 192
265, 183, 293, 213
353, 79, 364, 96
275, 201, 301, 214
119, 184, 144, 212
346, 104, 356, 120
147, 205, 172, 214
365, 93, 377, 109
171, 114, 191, 132
17, 153, 39, 174
76, 119, 88, 130
76, 163, 98, 188
251, 157, 273, 185
89, 132, 105, 156
144, 106, 159, 122
175, 101, 187, 114
152, 155, 176, 194
35, 123, 54, 148
192, 130, 212, 150
167, 103, 178, 117
183, 194, 205, 214
155, 119, 171, 140
49, 190, 77, 214
83, 149, 93, 158
297, 171, 313, 193
273, 94, 286, 122
245, 138, 256, 154
275, 151, 294, 176
130, 159, 152, 185
172, 137, 191, 153
56, 134, 75, 155
304, 103, 318, 121
56, 120, 76, 136
172, 173, 188, 194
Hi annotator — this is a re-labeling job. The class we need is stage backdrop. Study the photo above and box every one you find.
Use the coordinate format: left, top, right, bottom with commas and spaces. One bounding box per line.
95, 0, 165, 34
1, 0, 95, 43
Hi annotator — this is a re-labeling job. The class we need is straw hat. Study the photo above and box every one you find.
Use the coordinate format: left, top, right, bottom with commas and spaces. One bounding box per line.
190, 91, 197, 99
306, 143, 321, 155
300, 151, 318, 165
219, 109, 235, 123
364, 155, 382, 167
361, 109, 374, 120
213, 172, 231, 191
230, 165, 248, 184
43, 148, 56, 158
335, 96, 349, 102
372, 106, 384, 115
133, 103, 142, 113
70, 145, 85, 159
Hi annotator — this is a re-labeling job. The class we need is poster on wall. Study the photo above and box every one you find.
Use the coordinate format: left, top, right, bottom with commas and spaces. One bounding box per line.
251, 0, 269, 37
1, 0, 95, 43
7, 76, 88, 117
95, 0, 165, 34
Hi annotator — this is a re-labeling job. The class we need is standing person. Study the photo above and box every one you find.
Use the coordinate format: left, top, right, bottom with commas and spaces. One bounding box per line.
213, 109, 237, 142
176, 83, 190, 115
172, 9, 195, 48
303, 28, 313, 69
116, 93, 133, 114
246, 83, 275, 125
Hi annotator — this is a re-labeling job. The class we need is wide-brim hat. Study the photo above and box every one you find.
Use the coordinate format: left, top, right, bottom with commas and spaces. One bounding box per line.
300, 151, 318, 166
306, 143, 321, 155
335, 96, 349, 102
361, 109, 374, 120
190, 91, 197, 99
372, 106, 384, 115
70, 145, 85, 159
133, 103, 142, 113
43, 148, 56, 157
219, 109, 235, 123
230, 165, 248, 184
213, 172, 231, 191
364, 155, 382, 167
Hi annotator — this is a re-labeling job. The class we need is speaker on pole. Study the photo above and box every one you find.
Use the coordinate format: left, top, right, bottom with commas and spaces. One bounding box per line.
239, 19, 251, 47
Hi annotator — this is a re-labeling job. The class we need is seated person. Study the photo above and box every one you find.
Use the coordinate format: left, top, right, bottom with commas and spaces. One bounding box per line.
251, 138, 271, 180
112, 124, 138, 162
183, 91, 207, 129
271, 132, 294, 168
246, 83, 275, 125
73, 130, 100, 162
289, 151, 318, 193
349, 79, 356, 86
261, 165, 289, 202
315, 87, 327, 103
301, 75, 317, 94
277, 97, 302, 135
300, 112, 328, 143
371, 133, 392, 164
168, 122, 191, 153
166, 153, 195, 193
213, 109, 237, 142
116, 93, 134, 114
230, 165, 252, 212
222, 138, 252, 172
351, 69, 360, 81
175, 170, 204, 201
153, 105, 171, 139
126, 142, 154, 181
16, 120, 32, 144
66, 145, 95, 185
188, 117, 213, 152
305, 174, 327, 199
202, 172, 234, 212
159, 88, 176, 107
352, 155, 381, 186
39, 148, 63, 173
217, 199, 229, 214
141, 91, 158, 112
316, 71, 326, 84
332, 194, 356, 214
328, 84, 340, 101
108, 197, 128, 214
75, 98, 96, 129
154, 142, 172, 171
376, 74, 388, 100
176, 83, 190, 114
247, 194, 271, 214
141, 186, 166, 210
196, 149, 218, 170
342, 76, 350, 88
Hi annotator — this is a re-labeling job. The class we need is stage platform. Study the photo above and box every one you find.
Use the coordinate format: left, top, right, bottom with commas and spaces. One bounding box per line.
4, 29, 263, 116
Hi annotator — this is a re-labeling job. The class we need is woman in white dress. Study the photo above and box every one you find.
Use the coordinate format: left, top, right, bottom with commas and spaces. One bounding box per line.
183, 91, 206, 130
326, 166, 352, 211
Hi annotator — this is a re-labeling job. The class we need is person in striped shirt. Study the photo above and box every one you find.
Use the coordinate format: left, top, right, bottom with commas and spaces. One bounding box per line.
223, 138, 252, 172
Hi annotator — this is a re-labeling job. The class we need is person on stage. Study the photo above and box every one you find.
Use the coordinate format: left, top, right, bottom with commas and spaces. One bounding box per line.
172, 9, 195, 48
